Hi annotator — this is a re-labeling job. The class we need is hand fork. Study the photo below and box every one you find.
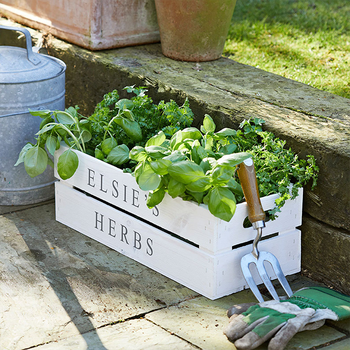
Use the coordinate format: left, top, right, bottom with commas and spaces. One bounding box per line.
237, 157, 293, 303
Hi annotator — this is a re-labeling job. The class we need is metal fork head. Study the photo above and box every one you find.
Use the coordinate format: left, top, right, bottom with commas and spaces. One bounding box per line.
241, 249, 293, 303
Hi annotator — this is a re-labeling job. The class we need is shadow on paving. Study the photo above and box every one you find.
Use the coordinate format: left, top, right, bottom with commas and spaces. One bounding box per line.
14, 216, 108, 349
0, 202, 198, 349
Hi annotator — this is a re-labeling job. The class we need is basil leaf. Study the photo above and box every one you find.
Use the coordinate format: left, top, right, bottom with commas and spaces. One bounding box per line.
146, 131, 166, 147
226, 178, 244, 197
185, 176, 211, 192
167, 178, 186, 198
101, 137, 117, 155
66, 106, 78, 118
200, 157, 217, 173
107, 144, 129, 166
39, 116, 54, 129
202, 114, 216, 133
216, 152, 252, 167
24, 146, 48, 178
191, 140, 207, 164
15, 143, 34, 166
55, 111, 76, 125
136, 162, 161, 191
168, 160, 205, 184
186, 190, 204, 204
215, 128, 237, 137
170, 127, 201, 149
163, 151, 187, 163
147, 187, 165, 208
46, 135, 58, 156
79, 128, 92, 143
208, 187, 236, 222
57, 149, 79, 180
121, 109, 134, 121
116, 99, 134, 111
218, 143, 237, 155
36, 123, 56, 135
211, 165, 234, 184
47, 156, 54, 168
145, 145, 170, 159
150, 158, 172, 175
29, 109, 51, 118
203, 135, 214, 151
181, 127, 202, 141
115, 118, 142, 142
95, 147, 104, 160
129, 146, 148, 162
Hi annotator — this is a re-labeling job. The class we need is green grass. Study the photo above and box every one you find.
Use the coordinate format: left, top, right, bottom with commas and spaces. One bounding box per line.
224, 0, 350, 99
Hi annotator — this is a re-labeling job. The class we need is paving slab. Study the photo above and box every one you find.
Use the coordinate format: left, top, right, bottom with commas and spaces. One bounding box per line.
0, 203, 197, 350
324, 339, 350, 350
1, 202, 350, 349
32, 318, 198, 350
146, 295, 346, 350
146, 293, 255, 350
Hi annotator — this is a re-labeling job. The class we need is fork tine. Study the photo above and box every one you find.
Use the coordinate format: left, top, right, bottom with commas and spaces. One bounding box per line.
262, 252, 293, 298
256, 252, 280, 301
240, 255, 265, 303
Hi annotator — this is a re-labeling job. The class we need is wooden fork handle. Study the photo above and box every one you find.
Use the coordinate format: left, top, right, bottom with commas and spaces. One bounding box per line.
237, 158, 266, 224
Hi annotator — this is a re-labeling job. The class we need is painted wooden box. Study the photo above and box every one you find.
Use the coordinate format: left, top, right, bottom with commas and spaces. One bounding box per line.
54, 146, 302, 300
0, 0, 159, 50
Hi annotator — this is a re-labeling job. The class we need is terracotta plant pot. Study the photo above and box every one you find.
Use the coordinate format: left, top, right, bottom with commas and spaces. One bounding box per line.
154, 0, 237, 62
0, 0, 160, 50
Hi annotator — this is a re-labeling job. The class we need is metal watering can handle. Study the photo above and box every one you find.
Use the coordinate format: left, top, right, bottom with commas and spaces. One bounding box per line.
0, 25, 41, 65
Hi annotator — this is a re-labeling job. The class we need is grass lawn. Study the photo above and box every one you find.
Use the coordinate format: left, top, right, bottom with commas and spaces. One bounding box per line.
224, 0, 350, 99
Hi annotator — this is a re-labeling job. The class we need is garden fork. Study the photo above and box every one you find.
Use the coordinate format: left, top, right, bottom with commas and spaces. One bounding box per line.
237, 157, 293, 303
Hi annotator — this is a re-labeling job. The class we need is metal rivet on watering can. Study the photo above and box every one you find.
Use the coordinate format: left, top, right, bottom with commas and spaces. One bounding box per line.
0, 25, 66, 205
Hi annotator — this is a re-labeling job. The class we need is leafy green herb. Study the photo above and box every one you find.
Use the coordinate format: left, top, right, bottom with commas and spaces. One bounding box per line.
15, 86, 194, 179
129, 115, 252, 221
228, 117, 319, 218
15, 87, 318, 223
129, 115, 319, 222
15, 106, 89, 179
86, 86, 194, 161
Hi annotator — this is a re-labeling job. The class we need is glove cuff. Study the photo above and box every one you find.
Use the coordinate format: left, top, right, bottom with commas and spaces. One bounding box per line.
288, 287, 350, 320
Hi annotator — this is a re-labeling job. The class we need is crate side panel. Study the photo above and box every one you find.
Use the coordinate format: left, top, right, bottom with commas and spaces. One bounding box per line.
215, 188, 303, 252
54, 147, 220, 251
55, 147, 303, 254
55, 182, 217, 299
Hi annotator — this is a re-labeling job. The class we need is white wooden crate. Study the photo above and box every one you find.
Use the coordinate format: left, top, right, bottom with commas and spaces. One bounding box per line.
54, 147, 302, 299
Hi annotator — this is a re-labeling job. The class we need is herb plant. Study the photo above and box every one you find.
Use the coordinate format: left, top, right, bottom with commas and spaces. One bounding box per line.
15, 86, 318, 223
129, 116, 318, 222
15, 86, 194, 180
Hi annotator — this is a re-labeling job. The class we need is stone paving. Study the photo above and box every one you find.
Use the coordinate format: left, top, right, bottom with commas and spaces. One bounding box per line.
1, 201, 350, 350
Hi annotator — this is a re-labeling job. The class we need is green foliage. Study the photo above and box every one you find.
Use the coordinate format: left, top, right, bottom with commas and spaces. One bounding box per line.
130, 116, 319, 221
129, 116, 253, 222
15, 86, 318, 223
87, 86, 194, 154
15, 106, 89, 179
16, 86, 194, 181
225, 0, 350, 98
230, 118, 319, 218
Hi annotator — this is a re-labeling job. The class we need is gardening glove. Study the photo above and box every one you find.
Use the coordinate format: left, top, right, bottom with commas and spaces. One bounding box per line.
224, 286, 350, 350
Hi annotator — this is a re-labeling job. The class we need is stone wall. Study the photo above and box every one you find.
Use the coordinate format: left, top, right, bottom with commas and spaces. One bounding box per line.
2, 18, 350, 293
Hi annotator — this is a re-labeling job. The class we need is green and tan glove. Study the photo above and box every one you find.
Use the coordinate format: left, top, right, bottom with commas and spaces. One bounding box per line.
225, 286, 350, 350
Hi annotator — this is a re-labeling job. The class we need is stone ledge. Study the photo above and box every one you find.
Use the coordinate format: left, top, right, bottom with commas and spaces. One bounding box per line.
302, 215, 350, 295
1, 17, 349, 292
